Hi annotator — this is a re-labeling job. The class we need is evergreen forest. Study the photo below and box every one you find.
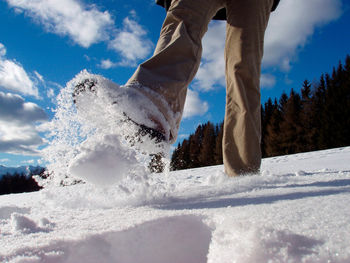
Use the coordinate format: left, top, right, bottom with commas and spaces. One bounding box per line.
0, 173, 43, 195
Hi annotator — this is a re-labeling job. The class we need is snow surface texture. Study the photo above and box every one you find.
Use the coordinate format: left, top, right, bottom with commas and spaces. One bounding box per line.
1, 147, 350, 262
40, 70, 170, 187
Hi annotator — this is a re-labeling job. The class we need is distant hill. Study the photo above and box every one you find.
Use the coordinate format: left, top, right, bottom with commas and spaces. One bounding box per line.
0, 165, 45, 178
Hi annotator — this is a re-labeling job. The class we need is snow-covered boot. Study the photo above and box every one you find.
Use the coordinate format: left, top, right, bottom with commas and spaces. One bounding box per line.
72, 71, 169, 173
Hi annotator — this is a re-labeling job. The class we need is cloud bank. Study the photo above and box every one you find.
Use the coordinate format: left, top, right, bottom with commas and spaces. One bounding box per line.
0, 92, 47, 123
263, 0, 342, 70
5, 1, 153, 66
183, 89, 209, 119
6, 0, 113, 48
0, 43, 39, 97
0, 92, 47, 155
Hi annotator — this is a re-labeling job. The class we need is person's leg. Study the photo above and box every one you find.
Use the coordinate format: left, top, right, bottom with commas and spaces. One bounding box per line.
223, 0, 273, 176
127, 0, 224, 143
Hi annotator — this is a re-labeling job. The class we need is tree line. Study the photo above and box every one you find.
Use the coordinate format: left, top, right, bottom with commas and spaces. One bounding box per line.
0, 169, 45, 195
171, 55, 350, 170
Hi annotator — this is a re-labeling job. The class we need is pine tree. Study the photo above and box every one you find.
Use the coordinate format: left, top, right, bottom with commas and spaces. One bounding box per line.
300, 80, 314, 152
214, 122, 224, 164
261, 98, 274, 157
279, 89, 303, 154
189, 126, 203, 168
170, 144, 180, 171
171, 139, 191, 170
279, 92, 288, 115
265, 99, 283, 156
198, 122, 216, 166
311, 74, 327, 149
343, 55, 350, 145
329, 61, 350, 147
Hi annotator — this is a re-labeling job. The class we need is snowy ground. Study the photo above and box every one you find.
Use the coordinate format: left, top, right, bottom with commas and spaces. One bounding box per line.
1, 146, 350, 263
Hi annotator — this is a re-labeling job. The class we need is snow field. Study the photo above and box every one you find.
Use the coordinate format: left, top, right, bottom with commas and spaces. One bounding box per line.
1, 147, 350, 262
3, 215, 211, 263
1, 73, 349, 262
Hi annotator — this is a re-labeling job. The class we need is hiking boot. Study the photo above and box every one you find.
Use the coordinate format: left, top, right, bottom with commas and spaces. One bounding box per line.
72, 71, 169, 173
131, 123, 167, 173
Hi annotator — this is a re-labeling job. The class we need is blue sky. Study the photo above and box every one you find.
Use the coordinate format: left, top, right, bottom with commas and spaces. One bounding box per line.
0, 0, 349, 167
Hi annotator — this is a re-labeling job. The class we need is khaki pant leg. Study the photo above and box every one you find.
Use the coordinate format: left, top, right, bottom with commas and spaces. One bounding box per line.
127, 0, 224, 142
223, 0, 273, 176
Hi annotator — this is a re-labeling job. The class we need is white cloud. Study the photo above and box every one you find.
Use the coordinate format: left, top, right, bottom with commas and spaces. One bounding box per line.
99, 59, 117, 69
84, 55, 91, 61
5, 2, 153, 66
183, 89, 209, 119
0, 122, 44, 155
47, 88, 55, 98
0, 43, 6, 57
0, 42, 40, 98
21, 159, 35, 164
263, 0, 342, 69
6, 0, 113, 48
0, 91, 47, 123
0, 92, 47, 155
109, 17, 153, 66
193, 0, 342, 91
34, 71, 44, 82
193, 21, 226, 91
0, 57, 39, 98
261, 74, 276, 89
